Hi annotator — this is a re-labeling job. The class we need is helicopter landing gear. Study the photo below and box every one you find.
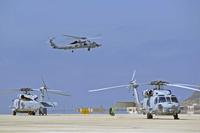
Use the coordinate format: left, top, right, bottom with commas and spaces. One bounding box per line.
88, 48, 90, 51
72, 50, 74, 53
12, 111, 16, 116
147, 113, 153, 119
39, 108, 47, 116
28, 111, 35, 115
32, 111, 35, 115
173, 113, 179, 120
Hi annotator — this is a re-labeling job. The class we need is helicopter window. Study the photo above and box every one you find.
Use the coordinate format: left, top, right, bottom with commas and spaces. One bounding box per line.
171, 97, 178, 103
159, 97, 166, 103
70, 41, 78, 44
21, 95, 32, 101
166, 97, 171, 102
21, 96, 32, 101
154, 97, 158, 104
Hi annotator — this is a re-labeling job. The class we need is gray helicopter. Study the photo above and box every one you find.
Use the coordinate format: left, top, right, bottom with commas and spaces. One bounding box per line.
88, 71, 200, 119
49, 35, 102, 52
9, 81, 70, 116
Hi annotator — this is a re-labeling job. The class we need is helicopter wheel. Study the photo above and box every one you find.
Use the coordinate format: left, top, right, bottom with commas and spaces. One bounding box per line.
147, 113, 153, 119
39, 109, 44, 115
12, 111, 16, 116
173, 113, 179, 120
39, 108, 47, 116
72, 50, 74, 53
32, 112, 35, 115
88, 48, 90, 51
39, 109, 42, 115
43, 108, 47, 115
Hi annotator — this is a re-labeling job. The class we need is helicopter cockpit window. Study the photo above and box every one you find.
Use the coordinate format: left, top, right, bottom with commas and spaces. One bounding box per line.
171, 97, 178, 103
21, 95, 32, 101
159, 97, 166, 103
166, 97, 171, 102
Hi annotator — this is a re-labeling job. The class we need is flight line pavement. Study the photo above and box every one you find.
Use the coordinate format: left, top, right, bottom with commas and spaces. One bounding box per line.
0, 114, 200, 133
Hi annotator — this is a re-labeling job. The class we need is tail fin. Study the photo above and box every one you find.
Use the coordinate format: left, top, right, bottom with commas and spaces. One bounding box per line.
49, 37, 57, 48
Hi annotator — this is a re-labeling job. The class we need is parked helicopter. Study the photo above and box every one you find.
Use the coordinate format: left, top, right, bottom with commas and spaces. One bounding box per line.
49, 34, 102, 52
8, 81, 70, 116
88, 71, 200, 119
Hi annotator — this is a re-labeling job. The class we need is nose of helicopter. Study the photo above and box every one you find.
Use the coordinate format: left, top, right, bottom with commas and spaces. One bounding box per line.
158, 103, 179, 114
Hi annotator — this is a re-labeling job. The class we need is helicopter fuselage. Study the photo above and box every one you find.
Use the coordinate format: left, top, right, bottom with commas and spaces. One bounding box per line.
50, 38, 101, 52
141, 89, 180, 117
11, 94, 40, 115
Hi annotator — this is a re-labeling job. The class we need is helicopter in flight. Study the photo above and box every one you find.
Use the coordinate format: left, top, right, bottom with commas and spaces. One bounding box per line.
88, 71, 200, 119
49, 34, 102, 52
7, 81, 70, 116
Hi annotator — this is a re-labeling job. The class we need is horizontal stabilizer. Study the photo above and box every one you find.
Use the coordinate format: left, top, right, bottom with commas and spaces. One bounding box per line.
40, 102, 57, 108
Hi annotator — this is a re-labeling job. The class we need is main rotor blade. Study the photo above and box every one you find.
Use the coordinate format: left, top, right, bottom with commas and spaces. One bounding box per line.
167, 84, 200, 92
63, 34, 87, 40
33, 88, 70, 98
175, 83, 200, 88
41, 77, 47, 88
131, 70, 136, 81
47, 89, 70, 96
88, 84, 129, 92
49, 36, 55, 40
87, 33, 102, 40
32, 89, 40, 92
0, 89, 21, 94
87, 36, 102, 40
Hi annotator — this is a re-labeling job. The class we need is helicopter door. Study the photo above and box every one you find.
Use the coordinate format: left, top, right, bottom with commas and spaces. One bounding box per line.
17, 100, 20, 109
147, 99, 150, 107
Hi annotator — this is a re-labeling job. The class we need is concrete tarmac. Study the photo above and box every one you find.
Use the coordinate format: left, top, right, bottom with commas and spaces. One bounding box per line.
0, 114, 200, 133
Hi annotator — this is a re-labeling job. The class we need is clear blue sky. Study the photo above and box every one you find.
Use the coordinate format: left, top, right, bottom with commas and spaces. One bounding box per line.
0, 0, 200, 113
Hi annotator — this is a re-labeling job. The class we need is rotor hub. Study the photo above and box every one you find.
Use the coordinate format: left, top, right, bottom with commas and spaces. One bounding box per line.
150, 80, 169, 90
129, 81, 139, 89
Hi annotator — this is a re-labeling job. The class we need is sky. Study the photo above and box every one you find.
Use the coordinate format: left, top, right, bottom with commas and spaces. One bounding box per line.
0, 0, 200, 114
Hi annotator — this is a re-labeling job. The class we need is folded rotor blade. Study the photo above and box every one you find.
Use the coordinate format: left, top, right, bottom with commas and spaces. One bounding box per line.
88, 84, 129, 92
167, 84, 200, 92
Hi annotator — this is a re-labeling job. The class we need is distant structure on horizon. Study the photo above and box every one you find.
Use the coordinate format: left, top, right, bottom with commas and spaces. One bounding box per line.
181, 92, 200, 114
